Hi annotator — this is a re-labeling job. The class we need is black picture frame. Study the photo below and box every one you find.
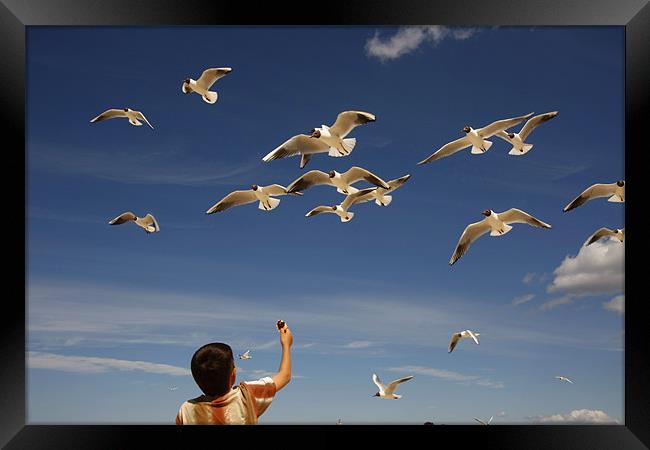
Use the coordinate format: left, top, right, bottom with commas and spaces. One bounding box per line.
5, 0, 647, 448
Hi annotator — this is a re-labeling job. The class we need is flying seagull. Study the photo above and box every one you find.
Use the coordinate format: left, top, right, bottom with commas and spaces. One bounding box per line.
474, 416, 494, 425
585, 227, 625, 246
181, 67, 232, 104
286, 166, 390, 195
168, 386, 179, 391
495, 111, 558, 155
352, 174, 411, 207
336, 419, 343, 425
305, 188, 376, 222
238, 350, 252, 360
262, 111, 376, 168
205, 184, 302, 214
372, 373, 414, 399
90, 108, 154, 129
555, 376, 574, 384
448, 330, 480, 353
108, 212, 160, 233
449, 208, 552, 265
563, 180, 625, 212
417, 112, 533, 164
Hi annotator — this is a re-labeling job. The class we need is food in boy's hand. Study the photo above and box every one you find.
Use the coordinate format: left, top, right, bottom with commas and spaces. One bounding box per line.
276, 320, 286, 331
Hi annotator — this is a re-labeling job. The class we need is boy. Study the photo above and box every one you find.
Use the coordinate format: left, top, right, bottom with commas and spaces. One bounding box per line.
175, 320, 293, 425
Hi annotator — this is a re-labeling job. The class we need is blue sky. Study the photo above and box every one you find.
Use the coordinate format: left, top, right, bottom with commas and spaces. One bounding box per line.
27, 26, 624, 424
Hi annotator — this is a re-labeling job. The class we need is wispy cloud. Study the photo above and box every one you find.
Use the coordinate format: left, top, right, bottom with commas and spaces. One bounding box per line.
29, 142, 259, 187
343, 341, 373, 349
387, 365, 504, 389
365, 26, 478, 62
530, 409, 619, 424
512, 294, 535, 307
27, 352, 190, 376
522, 273, 536, 284
539, 295, 575, 311
28, 279, 622, 356
603, 295, 624, 315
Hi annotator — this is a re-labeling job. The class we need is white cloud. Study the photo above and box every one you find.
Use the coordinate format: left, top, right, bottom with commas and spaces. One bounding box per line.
512, 294, 535, 306
533, 409, 619, 424
547, 241, 624, 297
539, 295, 574, 311
343, 340, 373, 349
387, 365, 504, 389
603, 295, 624, 315
27, 352, 190, 376
522, 273, 536, 284
365, 26, 477, 62
496, 411, 507, 417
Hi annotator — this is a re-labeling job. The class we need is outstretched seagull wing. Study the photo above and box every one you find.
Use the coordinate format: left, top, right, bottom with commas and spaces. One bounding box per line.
449, 220, 492, 265
477, 112, 534, 138
342, 166, 390, 189
305, 205, 335, 217
134, 111, 154, 129
417, 136, 472, 165
563, 183, 618, 212
206, 190, 257, 214
263, 184, 292, 196
142, 214, 160, 232
330, 111, 376, 138
263, 135, 331, 163
448, 333, 462, 353
196, 67, 232, 90
585, 227, 617, 246
385, 376, 413, 394
286, 170, 331, 193
109, 211, 137, 225
372, 373, 385, 391
467, 330, 480, 345
90, 109, 128, 123
518, 111, 558, 141
498, 208, 552, 228
341, 187, 377, 210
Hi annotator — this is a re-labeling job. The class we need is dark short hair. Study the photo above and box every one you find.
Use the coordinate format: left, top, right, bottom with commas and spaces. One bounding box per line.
190, 343, 235, 396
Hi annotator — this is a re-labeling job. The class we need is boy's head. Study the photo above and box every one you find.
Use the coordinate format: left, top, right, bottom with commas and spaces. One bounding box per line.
191, 343, 236, 396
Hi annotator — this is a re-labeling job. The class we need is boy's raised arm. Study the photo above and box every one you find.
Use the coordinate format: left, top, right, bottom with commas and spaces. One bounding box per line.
271, 321, 293, 391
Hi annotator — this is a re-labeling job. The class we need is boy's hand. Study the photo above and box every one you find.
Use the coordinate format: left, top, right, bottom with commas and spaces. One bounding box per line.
277, 320, 293, 348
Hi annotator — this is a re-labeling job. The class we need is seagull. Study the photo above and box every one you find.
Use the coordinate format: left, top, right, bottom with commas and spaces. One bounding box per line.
262, 111, 376, 168
108, 212, 160, 233
585, 227, 625, 246
336, 419, 343, 425
305, 188, 376, 222
372, 373, 413, 399
168, 386, 179, 391
181, 67, 232, 104
448, 330, 480, 353
449, 208, 552, 265
205, 184, 302, 214
474, 416, 494, 425
90, 108, 154, 129
555, 376, 574, 384
286, 166, 390, 195
563, 180, 625, 212
352, 174, 411, 207
238, 350, 252, 360
417, 112, 534, 164
495, 111, 559, 155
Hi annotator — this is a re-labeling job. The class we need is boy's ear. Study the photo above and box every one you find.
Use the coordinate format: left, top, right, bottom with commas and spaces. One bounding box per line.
231, 366, 237, 385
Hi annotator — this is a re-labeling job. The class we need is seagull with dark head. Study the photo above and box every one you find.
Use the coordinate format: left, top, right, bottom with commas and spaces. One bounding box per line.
418, 112, 534, 164
181, 67, 233, 104
263, 111, 376, 169
449, 208, 552, 265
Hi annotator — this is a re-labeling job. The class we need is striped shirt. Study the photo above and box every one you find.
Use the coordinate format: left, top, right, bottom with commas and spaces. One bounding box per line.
175, 377, 276, 425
